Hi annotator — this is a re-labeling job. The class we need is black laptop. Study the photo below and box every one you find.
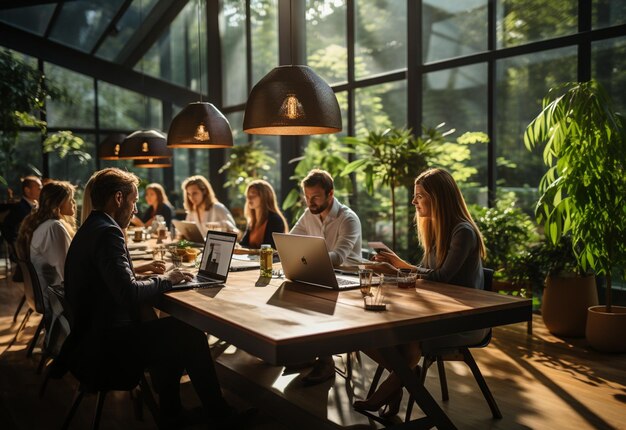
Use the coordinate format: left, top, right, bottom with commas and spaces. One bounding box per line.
171, 230, 237, 289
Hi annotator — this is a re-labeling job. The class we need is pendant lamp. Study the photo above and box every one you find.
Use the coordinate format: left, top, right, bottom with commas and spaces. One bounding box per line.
167, 0, 233, 149
118, 129, 172, 160
167, 102, 233, 148
134, 157, 172, 168
98, 133, 126, 160
243, 65, 341, 135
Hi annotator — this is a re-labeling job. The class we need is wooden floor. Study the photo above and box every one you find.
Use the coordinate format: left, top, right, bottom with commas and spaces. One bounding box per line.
1, 260, 625, 430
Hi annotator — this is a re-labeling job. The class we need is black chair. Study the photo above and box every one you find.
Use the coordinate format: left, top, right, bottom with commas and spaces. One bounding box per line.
405, 267, 501, 420
40, 287, 160, 430
6, 242, 26, 322
14, 254, 46, 357
366, 268, 502, 422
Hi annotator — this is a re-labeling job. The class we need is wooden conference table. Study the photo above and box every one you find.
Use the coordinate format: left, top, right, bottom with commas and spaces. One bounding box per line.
156, 266, 531, 429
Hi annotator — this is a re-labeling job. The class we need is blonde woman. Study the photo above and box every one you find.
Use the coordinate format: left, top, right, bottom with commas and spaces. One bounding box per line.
182, 175, 238, 236
240, 180, 288, 249
354, 168, 488, 418
17, 181, 76, 334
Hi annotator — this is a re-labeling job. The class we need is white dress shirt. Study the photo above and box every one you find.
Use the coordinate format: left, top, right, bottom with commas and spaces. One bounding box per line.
290, 197, 362, 266
185, 202, 237, 236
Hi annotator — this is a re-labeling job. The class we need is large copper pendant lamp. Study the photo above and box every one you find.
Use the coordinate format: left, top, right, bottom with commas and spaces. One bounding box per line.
243, 1, 341, 135
98, 133, 126, 160
134, 157, 173, 168
118, 129, 172, 160
167, 0, 233, 149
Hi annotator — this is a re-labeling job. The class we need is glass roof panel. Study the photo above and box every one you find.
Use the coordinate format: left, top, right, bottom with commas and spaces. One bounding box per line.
95, 0, 158, 61
0, 4, 56, 36
48, 0, 126, 53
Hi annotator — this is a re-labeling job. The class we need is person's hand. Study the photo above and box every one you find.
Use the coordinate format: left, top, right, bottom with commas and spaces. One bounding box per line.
166, 268, 195, 285
373, 250, 414, 270
136, 260, 166, 274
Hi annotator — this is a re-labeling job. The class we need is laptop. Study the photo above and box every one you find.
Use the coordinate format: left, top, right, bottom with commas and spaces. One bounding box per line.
171, 230, 237, 289
172, 220, 205, 244
272, 233, 360, 290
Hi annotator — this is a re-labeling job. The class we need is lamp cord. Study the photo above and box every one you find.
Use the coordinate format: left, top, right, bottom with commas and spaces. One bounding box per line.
197, 0, 203, 102
140, 0, 147, 129
289, 0, 293, 65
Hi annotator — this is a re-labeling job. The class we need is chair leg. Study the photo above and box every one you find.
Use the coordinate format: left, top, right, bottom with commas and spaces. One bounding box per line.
92, 391, 107, 430
527, 316, 533, 335
26, 318, 44, 357
39, 365, 52, 398
462, 349, 502, 419
139, 374, 161, 428
405, 363, 427, 423
436, 357, 449, 401
61, 386, 86, 430
129, 388, 144, 421
12, 295, 25, 322
366, 364, 385, 398
37, 350, 48, 375
11, 308, 32, 344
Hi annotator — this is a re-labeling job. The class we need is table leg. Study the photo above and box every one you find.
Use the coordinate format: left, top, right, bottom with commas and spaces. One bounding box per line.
379, 346, 457, 430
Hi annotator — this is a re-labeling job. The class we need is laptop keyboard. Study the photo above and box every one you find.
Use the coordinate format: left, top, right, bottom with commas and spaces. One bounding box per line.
337, 277, 358, 286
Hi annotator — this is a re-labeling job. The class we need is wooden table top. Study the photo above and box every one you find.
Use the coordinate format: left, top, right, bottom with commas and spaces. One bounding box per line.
157, 266, 532, 365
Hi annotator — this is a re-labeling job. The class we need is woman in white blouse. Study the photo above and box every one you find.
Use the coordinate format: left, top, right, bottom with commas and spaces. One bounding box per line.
17, 181, 76, 337
181, 175, 239, 236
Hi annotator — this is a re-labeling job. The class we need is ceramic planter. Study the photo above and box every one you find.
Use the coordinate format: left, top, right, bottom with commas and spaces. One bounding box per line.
586, 305, 626, 352
541, 275, 597, 337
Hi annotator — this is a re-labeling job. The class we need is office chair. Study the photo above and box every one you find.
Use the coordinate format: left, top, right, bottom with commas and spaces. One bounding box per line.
366, 268, 502, 422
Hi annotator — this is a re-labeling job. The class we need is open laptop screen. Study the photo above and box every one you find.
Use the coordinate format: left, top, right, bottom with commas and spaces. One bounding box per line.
198, 231, 237, 279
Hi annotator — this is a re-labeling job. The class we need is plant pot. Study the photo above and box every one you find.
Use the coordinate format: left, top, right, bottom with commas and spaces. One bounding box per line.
586, 306, 626, 352
541, 275, 597, 337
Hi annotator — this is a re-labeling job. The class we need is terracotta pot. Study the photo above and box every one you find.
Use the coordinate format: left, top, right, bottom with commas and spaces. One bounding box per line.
541, 275, 597, 337
586, 305, 626, 352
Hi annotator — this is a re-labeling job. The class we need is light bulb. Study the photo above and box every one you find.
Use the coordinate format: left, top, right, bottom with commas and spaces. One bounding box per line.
194, 124, 210, 141
279, 94, 305, 120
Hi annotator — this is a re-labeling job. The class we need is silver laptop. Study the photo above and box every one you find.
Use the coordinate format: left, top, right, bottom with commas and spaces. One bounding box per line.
172, 230, 237, 289
272, 233, 360, 290
172, 220, 205, 244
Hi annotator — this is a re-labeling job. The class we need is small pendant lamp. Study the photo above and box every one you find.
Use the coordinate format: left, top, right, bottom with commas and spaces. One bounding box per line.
98, 133, 126, 160
134, 157, 173, 168
118, 129, 172, 160
167, 102, 233, 148
167, 0, 233, 149
243, 65, 341, 135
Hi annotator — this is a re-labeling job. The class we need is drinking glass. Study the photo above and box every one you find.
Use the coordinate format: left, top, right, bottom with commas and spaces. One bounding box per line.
398, 268, 417, 289
359, 268, 374, 297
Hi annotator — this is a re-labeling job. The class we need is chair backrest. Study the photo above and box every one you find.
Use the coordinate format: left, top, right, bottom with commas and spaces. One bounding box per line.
483, 267, 494, 291
47, 285, 71, 357
15, 246, 46, 315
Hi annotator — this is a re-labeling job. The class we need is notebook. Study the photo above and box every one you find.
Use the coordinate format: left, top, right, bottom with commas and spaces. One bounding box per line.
272, 233, 360, 290
171, 220, 205, 244
171, 230, 237, 289
230, 255, 261, 271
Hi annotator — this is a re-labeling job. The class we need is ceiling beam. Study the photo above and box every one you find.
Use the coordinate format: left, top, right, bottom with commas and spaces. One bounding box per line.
0, 22, 205, 106
0, 0, 79, 10
115, 0, 189, 68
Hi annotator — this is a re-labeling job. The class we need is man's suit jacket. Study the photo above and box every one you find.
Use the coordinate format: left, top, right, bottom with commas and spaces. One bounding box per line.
1, 198, 33, 245
64, 211, 172, 345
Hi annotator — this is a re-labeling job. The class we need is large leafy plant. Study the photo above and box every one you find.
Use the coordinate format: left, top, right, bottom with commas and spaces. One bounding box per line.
0, 49, 89, 185
218, 140, 276, 202
524, 80, 626, 311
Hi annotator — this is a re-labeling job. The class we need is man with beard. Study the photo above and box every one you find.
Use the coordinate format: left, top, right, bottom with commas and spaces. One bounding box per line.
289, 169, 363, 385
62, 168, 247, 428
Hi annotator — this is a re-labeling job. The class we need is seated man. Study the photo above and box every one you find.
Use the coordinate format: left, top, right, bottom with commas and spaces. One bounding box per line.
62, 168, 243, 427
290, 169, 363, 385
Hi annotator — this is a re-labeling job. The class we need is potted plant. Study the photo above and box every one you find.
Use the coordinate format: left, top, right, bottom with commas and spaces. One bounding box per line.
525, 80, 626, 351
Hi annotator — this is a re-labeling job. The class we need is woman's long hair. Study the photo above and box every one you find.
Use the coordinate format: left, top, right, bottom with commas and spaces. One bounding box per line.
17, 181, 76, 259
182, 175, 217, 212
145, 183, 171, 207
415, 168, 485, 268
244, 180, 288, 233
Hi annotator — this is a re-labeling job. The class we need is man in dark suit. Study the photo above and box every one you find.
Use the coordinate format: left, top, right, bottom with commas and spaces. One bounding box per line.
1, 176, 42, 281
1, 175, 42, 245
62, 168, 243, 428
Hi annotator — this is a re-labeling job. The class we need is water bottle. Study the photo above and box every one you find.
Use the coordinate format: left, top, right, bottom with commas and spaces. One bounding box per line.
260, 244, 273, 278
